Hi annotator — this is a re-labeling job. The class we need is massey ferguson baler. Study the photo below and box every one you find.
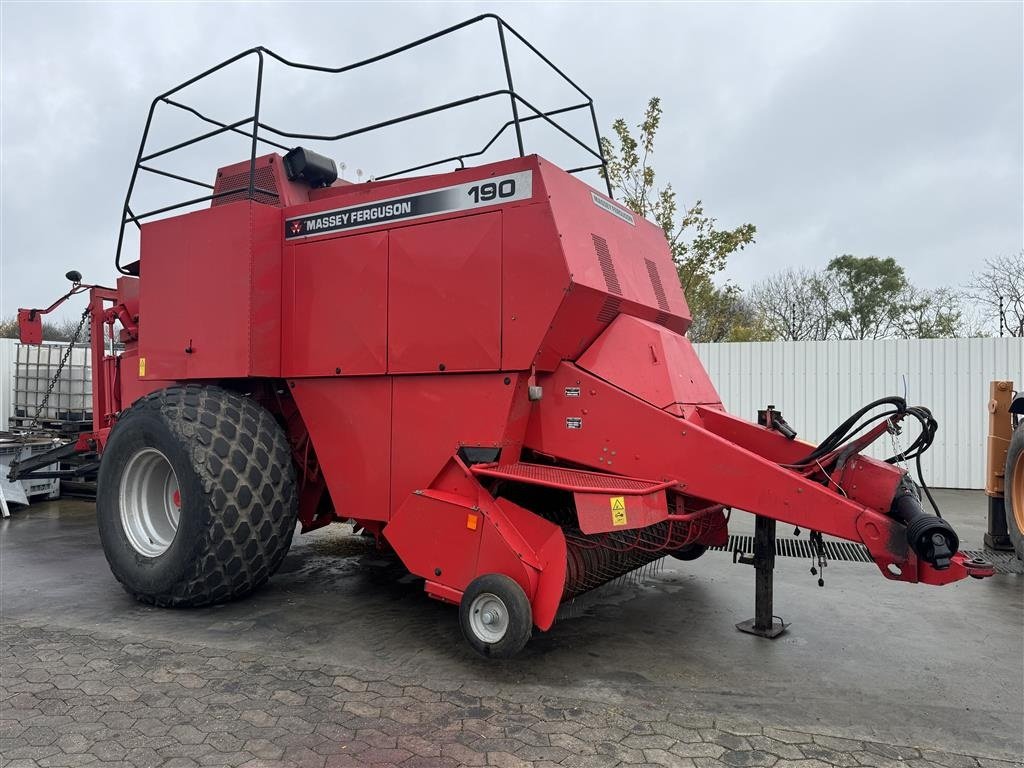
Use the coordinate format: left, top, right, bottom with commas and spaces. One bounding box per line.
14, 16, 992, 658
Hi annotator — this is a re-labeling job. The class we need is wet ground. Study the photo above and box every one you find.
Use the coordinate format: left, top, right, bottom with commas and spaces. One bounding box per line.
1, 489, 1021, 767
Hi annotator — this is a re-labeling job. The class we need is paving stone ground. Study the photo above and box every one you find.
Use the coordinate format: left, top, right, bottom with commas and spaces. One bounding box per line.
1, 620, 1018, 768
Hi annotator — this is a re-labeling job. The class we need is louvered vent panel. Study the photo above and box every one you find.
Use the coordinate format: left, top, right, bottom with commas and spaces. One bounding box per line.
597, 295, 621, 324
592, 234, 622, 295
645, 258, 670, 311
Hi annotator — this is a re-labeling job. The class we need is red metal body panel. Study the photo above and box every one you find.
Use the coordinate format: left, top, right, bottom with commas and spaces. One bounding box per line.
538, 159, 690, 334
574, 490, 668, 535
389, 214, 502, 373
386, 458, 567, 630
283, 231, 389, 376
290, 377, 393, 523
499, 203, 569, 370
139, 201, 282, 381
390, 373, 529, 516
576, 314, 722, 413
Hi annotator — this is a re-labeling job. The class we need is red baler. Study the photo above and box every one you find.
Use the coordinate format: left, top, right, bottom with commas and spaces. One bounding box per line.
13, 17, 991, 657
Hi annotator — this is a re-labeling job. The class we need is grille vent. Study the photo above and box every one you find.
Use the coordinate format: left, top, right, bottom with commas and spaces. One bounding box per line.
213, 166, 279, 206
596, 295, 621, 324
592, 234, 622, 295
645, 258, 670, 311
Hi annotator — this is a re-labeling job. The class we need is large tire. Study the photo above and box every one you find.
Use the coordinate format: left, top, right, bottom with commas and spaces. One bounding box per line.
1005, 421, 1024, 560
97, 384, 298, 606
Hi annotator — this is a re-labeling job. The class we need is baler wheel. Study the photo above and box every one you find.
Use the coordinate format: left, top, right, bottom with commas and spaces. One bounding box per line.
459, 574, 532, 659
1005, 420, 1024, 560
97, 384, 298, 606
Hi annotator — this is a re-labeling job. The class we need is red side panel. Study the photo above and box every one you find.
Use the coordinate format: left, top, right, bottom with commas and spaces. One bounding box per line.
538, 159, 690, 334
501, 203, 570, 370
574, 490, 668, 535
576, 314, 721, 412
388, 213, 502, 374
139, 201, 281, 380
290, 377, 392, 522
387, 491, 484, 590
282, 231, 388, 376
249, 208, 283, 374
389, 373, 527, 516
385, 459, 567, 631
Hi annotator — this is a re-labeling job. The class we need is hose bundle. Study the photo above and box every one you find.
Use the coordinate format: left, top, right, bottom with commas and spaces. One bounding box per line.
789, 396, 941, 516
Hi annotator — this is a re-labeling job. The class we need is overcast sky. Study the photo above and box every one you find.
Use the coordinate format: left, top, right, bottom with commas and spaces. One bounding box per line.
2, 1, 1021, 322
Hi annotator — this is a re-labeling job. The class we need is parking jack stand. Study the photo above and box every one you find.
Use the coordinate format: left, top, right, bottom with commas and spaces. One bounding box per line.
736, 515, 788, 638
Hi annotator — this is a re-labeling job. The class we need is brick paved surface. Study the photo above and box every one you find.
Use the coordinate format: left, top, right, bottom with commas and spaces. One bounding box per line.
1, 620, 1018, 768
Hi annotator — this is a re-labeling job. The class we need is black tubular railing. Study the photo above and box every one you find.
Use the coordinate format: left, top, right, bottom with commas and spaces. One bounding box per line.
115, 13, 611, 275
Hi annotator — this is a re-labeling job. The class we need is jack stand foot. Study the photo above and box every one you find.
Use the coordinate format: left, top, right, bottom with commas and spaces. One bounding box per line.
736, 515, 788, 639
736, 617, 787, 638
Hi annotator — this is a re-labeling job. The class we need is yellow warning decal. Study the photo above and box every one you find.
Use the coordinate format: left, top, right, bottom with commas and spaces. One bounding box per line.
139, 357, 146, 377
610, 496, 627, 526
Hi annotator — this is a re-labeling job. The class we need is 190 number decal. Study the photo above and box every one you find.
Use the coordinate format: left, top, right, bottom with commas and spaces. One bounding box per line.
467, 179, 516, 203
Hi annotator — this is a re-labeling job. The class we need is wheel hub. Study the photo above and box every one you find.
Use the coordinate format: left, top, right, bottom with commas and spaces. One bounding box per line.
469, 593, 508, 643
119, 448, 181, 557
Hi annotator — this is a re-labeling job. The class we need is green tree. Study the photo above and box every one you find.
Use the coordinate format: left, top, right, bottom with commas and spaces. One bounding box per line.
601, 97, 756, 341
824, 255, 910, 339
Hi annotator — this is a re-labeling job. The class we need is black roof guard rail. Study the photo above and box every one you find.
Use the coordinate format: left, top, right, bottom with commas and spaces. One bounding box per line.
115, 13, 611, 275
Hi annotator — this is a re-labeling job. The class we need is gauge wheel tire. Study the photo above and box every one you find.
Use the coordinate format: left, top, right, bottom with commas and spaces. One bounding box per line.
96, 384, 298, 607
670, 543, 708, 561
459, 574, 533, 659
1005, 421, 1024, 561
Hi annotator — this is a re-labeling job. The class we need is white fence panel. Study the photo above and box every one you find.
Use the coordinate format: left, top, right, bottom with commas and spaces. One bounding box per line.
0, 336, 1020, 487
0, 339, 15, 432
693, 338, 1024, 490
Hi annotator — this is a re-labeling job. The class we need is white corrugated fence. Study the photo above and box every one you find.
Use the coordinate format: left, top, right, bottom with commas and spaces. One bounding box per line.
693, 337, 1023, 490
1, 336, 1020, 488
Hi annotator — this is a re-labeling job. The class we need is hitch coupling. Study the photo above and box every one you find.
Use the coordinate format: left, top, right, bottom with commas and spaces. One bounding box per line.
888, 478, 958, 569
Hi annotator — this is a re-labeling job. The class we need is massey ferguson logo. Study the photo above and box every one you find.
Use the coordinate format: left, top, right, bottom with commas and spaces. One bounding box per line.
283, 170, 533, 240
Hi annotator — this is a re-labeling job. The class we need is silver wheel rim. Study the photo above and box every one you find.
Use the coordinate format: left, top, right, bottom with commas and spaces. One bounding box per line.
119, 448, 181, 557
469, 592, 509, 644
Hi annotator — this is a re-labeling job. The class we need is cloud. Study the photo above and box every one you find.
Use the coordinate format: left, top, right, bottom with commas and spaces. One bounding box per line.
1, 1, 1020, 320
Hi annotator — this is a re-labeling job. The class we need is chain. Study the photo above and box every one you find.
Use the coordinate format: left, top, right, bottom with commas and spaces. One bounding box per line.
888, 418, 908, 474
29, 308, 91, 429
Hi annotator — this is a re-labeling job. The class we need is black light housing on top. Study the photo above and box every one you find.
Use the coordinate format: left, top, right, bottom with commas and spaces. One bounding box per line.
283, 147, 339, 188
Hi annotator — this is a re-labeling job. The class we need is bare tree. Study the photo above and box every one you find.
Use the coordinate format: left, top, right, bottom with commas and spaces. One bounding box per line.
894, 286, 962, 339
749, 267, 835, 340
965, 252, 1024, 337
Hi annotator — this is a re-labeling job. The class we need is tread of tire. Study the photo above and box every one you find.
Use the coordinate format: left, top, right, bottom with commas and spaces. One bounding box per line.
120, 384, 296, 607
